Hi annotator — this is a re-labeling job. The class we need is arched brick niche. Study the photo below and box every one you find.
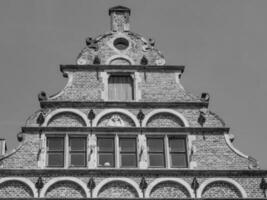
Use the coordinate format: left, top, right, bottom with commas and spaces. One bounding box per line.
98, 181, 139, 198
40, 177, 89, 198
146, 113, 185, 127
44, 180, 86, 198
47, 112, 86, 127
43, 109, 89, 127
150, 181, 191, 198
145, 178, 194, 198
93, 178, 142, 198
197, 178, 247, 198
0, 178, 36, 198
142, 109, 189, 127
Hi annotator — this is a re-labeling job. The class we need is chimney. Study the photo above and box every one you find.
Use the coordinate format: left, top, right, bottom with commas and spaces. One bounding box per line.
0, 139, 6, 156
109, 6, 131, 32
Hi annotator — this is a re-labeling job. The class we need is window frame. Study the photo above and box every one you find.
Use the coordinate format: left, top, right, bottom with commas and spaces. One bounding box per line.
97, 136, 116, 168
147, 136, 166, 168
107, 72, 135, 101
168, 136, 188, 168
69, 135, 87, 168
46, 136, 65, 168
119, 136, 138, 168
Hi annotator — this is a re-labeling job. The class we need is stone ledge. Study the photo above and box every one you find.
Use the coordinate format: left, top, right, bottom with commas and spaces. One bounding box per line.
60, 64, 185, 72
0, 169, 265, 176
40, 101, 208, 109
21, 127, 230, 134
0, 199, 265, 200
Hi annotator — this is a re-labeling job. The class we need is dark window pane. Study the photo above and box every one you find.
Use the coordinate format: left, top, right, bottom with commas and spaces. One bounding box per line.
108, 75, 134, 101
121, 154, 137, 167
70, 153, 86, 167
48, 153, 64, 167
149, 153, 165, 167
120, 138, 136, 152
148, 138, 164, 152
98, 138, 114, 152
47, 138, 64, 151
70, 137, 86, 151
169, 138, 186, 152
99, 153, 114, 167
171, 154, 187, 168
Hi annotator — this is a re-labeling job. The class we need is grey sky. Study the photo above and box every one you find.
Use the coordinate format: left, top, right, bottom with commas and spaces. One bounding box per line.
0, 0, 266, 168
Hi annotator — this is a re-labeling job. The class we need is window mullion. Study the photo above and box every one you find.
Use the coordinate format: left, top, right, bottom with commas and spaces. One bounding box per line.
165, 135, 170, 169
115, 134, 119, 168
65, 134, 68, 169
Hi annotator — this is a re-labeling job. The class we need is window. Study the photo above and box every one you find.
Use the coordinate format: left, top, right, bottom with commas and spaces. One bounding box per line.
98, 137, 115, 167
46, 136, 87, 168
69, 137, 87, 167
169, 137, 187, 168
108, 75, 134, 101
147, 137, 165, 167
120, 138, 137, 167
47, 137, 64, 167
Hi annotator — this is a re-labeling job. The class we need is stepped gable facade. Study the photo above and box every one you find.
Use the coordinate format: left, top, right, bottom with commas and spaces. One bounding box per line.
0, 5, 266, 199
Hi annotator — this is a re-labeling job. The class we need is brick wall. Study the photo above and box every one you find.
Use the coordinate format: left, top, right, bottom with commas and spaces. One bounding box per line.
202, 181, 241, 198
98, 181, 138, 198
150, 181, 190, 198
0, 180, 34, 198
45, 181, 86, 198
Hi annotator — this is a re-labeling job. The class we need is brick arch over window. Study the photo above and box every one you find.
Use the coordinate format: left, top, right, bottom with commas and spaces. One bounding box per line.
142, 109, 189, 127
197, 178, 247, 198
0, 177, 38, 198
93, 109, 139, 127
145, 178, 194, 198
93, 178, 142, 198
43, 109, 89, 127
40, 177, 89, 198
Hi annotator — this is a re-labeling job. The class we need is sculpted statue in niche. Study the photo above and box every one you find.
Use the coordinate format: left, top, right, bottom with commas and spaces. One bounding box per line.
107, 114, 125, 127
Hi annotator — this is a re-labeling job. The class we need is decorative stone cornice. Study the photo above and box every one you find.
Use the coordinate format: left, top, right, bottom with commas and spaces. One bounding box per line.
21, 126, 230, 134
0, 169, 266, 177
60, 64, 185, 72
40, 101, 208, 109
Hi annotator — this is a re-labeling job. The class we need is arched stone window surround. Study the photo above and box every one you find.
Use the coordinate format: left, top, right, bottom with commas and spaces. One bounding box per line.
39, 177, 89, 198
196, 178, 247, 198
145, 177, 194, 198
106, 55, 134, 65
92, 177, 142, 197
0, 177, 38, 198
43, 108, 90, 127
93, 109, 139, 127
142, 109, 189, 127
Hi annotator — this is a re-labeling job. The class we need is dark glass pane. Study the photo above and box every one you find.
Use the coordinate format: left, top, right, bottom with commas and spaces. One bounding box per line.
169, 138, 186, 152
48, 153, 64, 167
121, 154, 137, 167
171, 154, 187, 168
70, 153, 86, 167
148, 138, 164, 152
120, 138, 136, 152
98, 138, 114, 152
149, 153, 165, 167
70, 137, 86, 151
99, 153, 114, 167
47, 138, 64, 151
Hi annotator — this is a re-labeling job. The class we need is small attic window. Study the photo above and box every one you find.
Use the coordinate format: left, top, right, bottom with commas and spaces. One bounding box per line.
113, 37, 129, 50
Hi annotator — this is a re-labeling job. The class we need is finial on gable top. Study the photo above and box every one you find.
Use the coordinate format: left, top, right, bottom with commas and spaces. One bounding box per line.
108, 5, 131, 32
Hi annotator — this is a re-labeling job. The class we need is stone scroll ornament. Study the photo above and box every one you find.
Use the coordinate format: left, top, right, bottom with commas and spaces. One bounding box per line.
77, 37, 99, 65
